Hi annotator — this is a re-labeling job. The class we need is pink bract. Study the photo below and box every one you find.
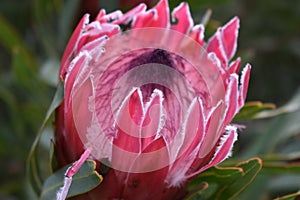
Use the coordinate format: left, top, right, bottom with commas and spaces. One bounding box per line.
54, 0, 251, 199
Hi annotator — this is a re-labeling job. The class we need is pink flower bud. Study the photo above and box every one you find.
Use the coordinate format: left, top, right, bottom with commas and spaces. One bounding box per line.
54, 0, 251, 199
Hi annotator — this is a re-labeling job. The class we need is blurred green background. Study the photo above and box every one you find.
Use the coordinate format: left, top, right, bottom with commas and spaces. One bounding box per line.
0, 0, 299, 199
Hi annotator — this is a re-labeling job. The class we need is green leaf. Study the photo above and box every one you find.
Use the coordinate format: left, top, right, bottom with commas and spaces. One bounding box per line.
234, 101, 275, 121
58, 0, 80, 47
26, 80, 64, 195
49, 139, 56, 174
186, 182, 209, 200
241, 99, 300, 158
273, 191, 300, 200
32, 0, 80, 58
189, 166, 244, 189
213, 158, 262, 200
187, 158, 262, 200
261, 154, 300, 174
0, 81, 25, 138
32, 0, 62, 58
0, 15, 22, 50
187, 166, 244, 200
169, 0, 234, 10
255, 87, 300, 119
40, 160, 103, 200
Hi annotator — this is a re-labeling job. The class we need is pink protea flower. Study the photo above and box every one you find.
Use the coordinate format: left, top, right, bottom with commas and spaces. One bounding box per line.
54, 0, 251, 199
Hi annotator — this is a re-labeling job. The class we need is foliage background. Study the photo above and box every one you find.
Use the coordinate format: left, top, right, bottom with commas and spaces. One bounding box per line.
0, 0, 299, 199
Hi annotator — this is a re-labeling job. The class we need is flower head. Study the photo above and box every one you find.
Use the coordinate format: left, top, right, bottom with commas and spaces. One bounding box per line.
54, 0, 251, 199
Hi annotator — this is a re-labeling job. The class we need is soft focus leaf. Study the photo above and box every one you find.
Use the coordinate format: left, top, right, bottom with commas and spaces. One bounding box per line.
187, 158, 262, 200
0, 15, 43, 95
237, 89, 300, 199
255, 87, 300, 119
213, 158, 262, 199
32, 0, 62, 58
40, 160, 102, 200
49, 139, 56, 174
58, 0, 80, 45
234, 101, 275, 121
187, 166, 244, 200
40, 59, 60, 86
186, 182, 209, 200
0, 81, 25, 139
268, 175, 300, 196
242, 106, 300, 158
189, 166, 243, 188
169, 0, 233, 10
0, 15, 22, 50
27, 80, 64, 195
33, 0, 80, 58
261, 154, 300, 174
11, 47, 42, 94
274, 191, 300, 200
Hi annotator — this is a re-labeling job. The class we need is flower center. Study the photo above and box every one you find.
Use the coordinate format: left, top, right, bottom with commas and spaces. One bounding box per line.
127, 48, 177, 102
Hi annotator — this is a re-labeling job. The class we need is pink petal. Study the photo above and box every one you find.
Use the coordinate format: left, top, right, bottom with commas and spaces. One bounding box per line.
170, 98, 205, 164
179, 98, 205, 159
59, 14, 89, 80
95, 9, 106, 21
198, 101, 225, 158
171, 2, 193, 34
132, 10, 156, 28
121, 147, 170, 199
97, 10, 123, 23
125, 136, 170, 173
223, 74, 239, 125
238, 64, 251, 109
229, 57, 241, 74
113, 89, 144, 153
67, 54, 97, 158
206, 17, 240, 66
207, 52, 226, 81
111, 89, 146, 172
166, 98, 205, 186
206, 28, 227, 66
152, 0, 170, 28
222, 17, 240, 61
76, 23, 119, 54
132, 0, 169, 28
64, 52, 90, 109
113, 131, 170, 173
140, 90, 164, 148
114, 3, 147, 25
80, 36, 108, 61
189, 24, 205, 46
200, 126, 238, 172
188, 126, 238, 177
113, 89, 165, 157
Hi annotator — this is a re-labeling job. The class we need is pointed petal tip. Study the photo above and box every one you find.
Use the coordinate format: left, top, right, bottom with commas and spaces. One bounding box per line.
186, 125, 237, 179
229, 57, 241, 74
224, 16, 240, 31
241, 63, 252, 80
238, 64, 251, 108
171, 1, 194, 34
231, 16, 240, 25
60, 14, 91, 78
115, 3, 147, 25
172, 2, 190, 15
245, 63, 252, 70
154, 0, 170, 27
213, 125, 238, 161
207, 16, 241, 65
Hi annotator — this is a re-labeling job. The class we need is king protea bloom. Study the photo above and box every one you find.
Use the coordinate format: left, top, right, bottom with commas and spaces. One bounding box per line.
54, 0, 251, 199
